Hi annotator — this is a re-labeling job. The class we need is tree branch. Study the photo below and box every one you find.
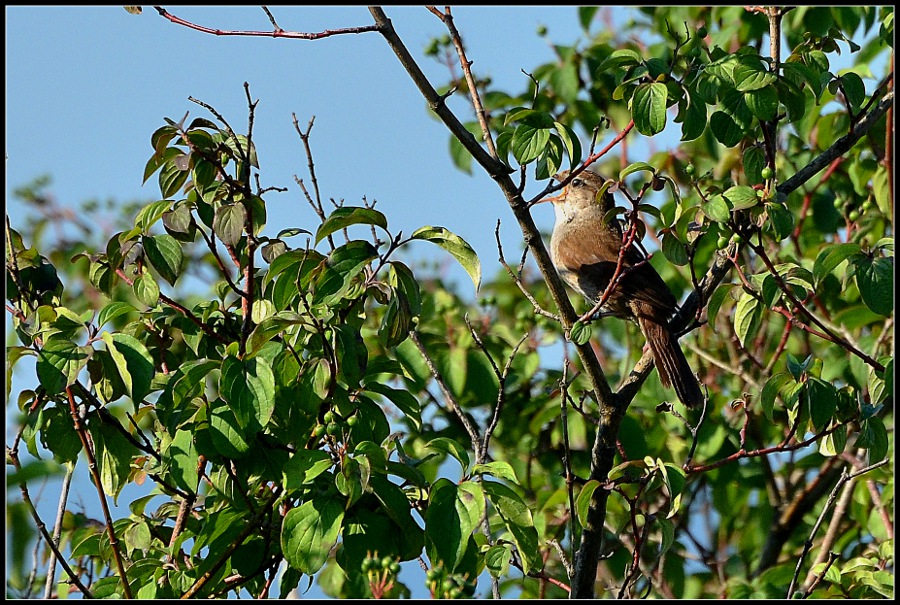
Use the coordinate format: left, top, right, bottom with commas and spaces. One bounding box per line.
153, 6, 378, 39
777, 91, 893, 199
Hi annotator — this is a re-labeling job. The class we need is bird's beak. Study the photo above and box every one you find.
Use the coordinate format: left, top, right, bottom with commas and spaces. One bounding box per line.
531, 187, 566, 207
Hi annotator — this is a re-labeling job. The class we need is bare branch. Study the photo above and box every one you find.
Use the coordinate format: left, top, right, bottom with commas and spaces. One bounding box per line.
153, 6, 378, 39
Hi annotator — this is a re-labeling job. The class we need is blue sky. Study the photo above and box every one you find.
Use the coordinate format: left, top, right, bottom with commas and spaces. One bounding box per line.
6, 6, 615, 290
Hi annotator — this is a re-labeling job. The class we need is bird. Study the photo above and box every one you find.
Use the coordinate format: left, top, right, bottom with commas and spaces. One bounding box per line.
539, 169, 704, 408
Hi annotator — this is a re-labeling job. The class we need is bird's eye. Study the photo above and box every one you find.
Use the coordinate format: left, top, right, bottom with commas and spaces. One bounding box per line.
571, 178, 583, 187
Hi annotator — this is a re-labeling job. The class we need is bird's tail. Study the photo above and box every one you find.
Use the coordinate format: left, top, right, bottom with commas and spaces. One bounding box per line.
638, 316, 704, 408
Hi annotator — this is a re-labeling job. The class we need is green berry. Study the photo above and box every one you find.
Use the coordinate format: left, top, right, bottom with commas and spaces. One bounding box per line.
716, 236, 729, 249
731, 233, 743, 244
696, 26, 708, 39
347, 415, 359, 427
848, 210, 860, 221
760, 166, 773, 180
326, 422, 340, 436
314, 424, 326, 439
684, 163, 696, 176
389, 562, 401, 575
323, 410, 334, 424
449, 587, 464, 599
833, 197, 844, 209
861, 200, 873, 212
537, 25, 548, 37
362, 557, 377, 572
381, 555, 394, 570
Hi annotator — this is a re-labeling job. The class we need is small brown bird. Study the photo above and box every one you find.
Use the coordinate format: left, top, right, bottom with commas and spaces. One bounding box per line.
540, 169, 703, 408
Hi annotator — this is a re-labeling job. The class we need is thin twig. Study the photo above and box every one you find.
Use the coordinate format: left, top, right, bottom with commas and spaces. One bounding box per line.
153, 6, 378, 39
65, 387, 133, 598
409, 330, 484, 462
786, 458, 889, 597
428, 6, 498, 159
43, 462, 74, 598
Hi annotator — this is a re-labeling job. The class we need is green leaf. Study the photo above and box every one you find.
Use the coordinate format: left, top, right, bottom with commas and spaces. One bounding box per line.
597, 48, 642, 73
854, 256, 894, 316
661, 231, 689, 266
659, 462, 686, 518
368, 474, 424, 560
553, 121, 582, 165
142, 234, 184, 286
723, 185, 760, 211
819, 423, 847, 457
219, 355, 275, 432
143, 145, 177, 185
511, 122, 551, 165
315, 207, 389, 245
424, 437, 470, 473
388, 261, 422, 317
410, 226, 481, 292
734, 62, 777, 92
425, 479, 484, 572
471, 461, 518, 483
707, 283, 737, 326
710, 110, 745, 147
734, 291, 763, 348
744, 86, 779, 121
840, 72, 866, 110
246, 312, 307, 358
88, 417, 139, 504
549, 62, 580, 104
162, 428, 198, 493
702, 194, 731, 222
283, 450, 334, 493
805, 377, 837, 432
482, 481, 541, 576
101, 332, 154, 406
134, 200, 172, 233
619, 161, 656, 180
856, 416, 888, 464
36, 336, 92, 394
282, 496, 345, 574
97, 301, 136, 329
813, 243, 862, 285
378, 289, 413, 348
364, 382, 421, 431
158, 152, 189, 198
578, 6, 598, 30
574, 479, 602, 527
569, 319, 592, 345
786, 353, 812, 381
677, 86, 707, 142
766, 203, 794, 241
657, 517, 676, 555
316, 240, 379, 303
631, 82, 668, 136
333, 324, 367, 388
209, 400, 251, 458
743, 146, 766, 185
163, 203, 195, 238
133, 271, 160, 308
39, 407, 82, 463
484, 544, 511, 578
535, 134, 564, 180
213, 203, 246, 248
